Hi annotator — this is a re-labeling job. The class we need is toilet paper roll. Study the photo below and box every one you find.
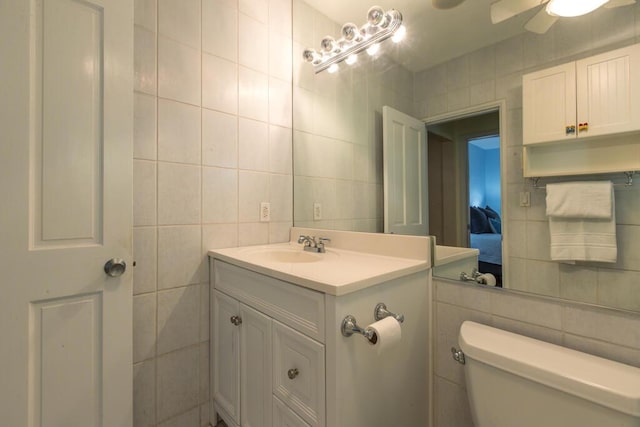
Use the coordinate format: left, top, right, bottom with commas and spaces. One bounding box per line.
365, 316, 402, 354
476, 273, 497, 286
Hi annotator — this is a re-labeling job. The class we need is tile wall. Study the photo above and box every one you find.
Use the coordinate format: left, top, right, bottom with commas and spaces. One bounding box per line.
432, 278, 640, 427
292, 0, 414, 232
414, 4, 640, 312
132, 0, 293, 425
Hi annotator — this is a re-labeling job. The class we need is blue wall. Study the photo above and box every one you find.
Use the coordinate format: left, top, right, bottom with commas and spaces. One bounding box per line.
468, 142, 500, 213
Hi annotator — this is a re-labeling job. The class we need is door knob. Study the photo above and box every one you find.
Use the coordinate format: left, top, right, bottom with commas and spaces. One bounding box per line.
230, 315, 242, 326
287, 368, 299, 379
104, 258, 127, 277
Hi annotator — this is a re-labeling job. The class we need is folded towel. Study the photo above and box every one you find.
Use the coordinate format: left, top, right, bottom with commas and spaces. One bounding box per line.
546, 181, 613, 219
546, 181, 617, 263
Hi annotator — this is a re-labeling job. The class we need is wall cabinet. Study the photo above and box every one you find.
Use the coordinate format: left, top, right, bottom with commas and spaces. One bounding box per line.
524, 43, 640, 145
522, 43, 640, 177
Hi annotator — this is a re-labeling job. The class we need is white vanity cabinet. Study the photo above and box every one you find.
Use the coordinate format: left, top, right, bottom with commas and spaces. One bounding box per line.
524, 43, 640, 145
212, 260, 326, 427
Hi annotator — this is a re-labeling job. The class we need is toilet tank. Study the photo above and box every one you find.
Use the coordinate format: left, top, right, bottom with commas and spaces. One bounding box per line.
458, 321, 640, 427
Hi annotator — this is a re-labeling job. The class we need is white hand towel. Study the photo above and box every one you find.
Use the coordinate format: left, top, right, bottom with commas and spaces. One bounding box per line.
546, 181, 613, 219
546, 181, 617, 263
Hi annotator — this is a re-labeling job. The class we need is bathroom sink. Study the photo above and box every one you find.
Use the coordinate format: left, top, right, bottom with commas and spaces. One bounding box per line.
239, 246, 325, 263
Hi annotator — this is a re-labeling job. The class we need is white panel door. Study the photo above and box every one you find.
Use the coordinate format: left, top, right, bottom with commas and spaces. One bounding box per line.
213, 291, 241, 424
240, 304, 273, 427
382, 106, 428, 236
523, 62, 577, 145
0, 0, 133, 426
576, 43, 640, 138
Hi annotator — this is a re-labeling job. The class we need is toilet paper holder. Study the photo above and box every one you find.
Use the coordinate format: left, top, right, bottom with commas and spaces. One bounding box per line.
341, 315, 378, 344
373, 302, 404, 323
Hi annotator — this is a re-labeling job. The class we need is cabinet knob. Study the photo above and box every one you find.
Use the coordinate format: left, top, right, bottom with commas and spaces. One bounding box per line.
287, 368, 299, 380
565, 125, 576, 135
230, 315, 242, 326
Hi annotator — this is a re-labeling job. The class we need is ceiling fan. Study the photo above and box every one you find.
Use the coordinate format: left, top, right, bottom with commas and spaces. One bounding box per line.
491, 0, 637, 34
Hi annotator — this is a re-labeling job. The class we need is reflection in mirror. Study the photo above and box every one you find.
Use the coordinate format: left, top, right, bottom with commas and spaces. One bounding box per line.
292, 0, 640, 313
427, 111, 503, 286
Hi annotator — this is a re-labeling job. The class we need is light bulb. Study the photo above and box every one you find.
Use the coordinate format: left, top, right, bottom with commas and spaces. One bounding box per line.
367, 6, 385, 26
327, 63, 339, 73
346, 54, 358, 65
341, 23, 359, 41
302, 49, 319, 63
546, 0, 609, 17
320, 36, 337, 53
366, 43, 380, 56
391, 25, 406, 43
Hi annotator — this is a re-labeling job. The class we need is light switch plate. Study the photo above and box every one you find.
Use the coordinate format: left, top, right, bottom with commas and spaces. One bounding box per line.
519, 191, 530, 207
260, 202, 271, 222
313, 203, 322, 220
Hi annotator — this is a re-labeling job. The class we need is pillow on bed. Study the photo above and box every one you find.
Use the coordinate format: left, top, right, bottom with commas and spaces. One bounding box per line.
470, 206, 493, 234
488, 217, 501, 234
483, 205, 501, 220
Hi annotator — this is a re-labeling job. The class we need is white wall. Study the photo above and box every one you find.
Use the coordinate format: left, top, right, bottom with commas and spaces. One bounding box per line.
132, 0, 293, 425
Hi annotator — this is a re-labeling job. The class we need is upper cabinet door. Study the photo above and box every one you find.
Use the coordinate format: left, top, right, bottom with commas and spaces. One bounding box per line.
523, 62, 577, 145
576, 44, 640, 138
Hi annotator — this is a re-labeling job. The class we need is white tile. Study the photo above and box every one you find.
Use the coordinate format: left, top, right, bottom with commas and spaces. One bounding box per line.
597, 269, 640, 312
202, 167, 238, 223
563, 304, 640, 349
239, 67, 268, 121
269, 0, 292, 37
292, 0, 314, 47
238, 222, 269, 245
269, 174, 292, 222
202, 109, 238, 168
558, 264, 598, 304
133, 160, 157, 226
445, 55, 469, 91
505, 147, 523, 185
447, 87, 470, 112
134, 27, 157, 95
134, 93, 157, 160
157, 162, 201, 225
239, 118, 269, 171
269, 33, 292, 82
292, 86, 314, 132
202, 54, 238, 114
158, 407, 200, 427
239, 0, 267, 23
157, 285, 200, 354
434, 376, 474, 427
525, 259, 560, 298
157, 346, 200, 421
467, 45, 495, 85
203, 0, 238, 61
203, 223, 238, 250
158, 99, 201, 164
526, 220, 550, 261
563, 333, 640, 368
268, 125, 292, 174
490, 289, 563, 329
434, 279, 492, 312
239, 171, 269, 222
134, 360, 156, 427
239, 14, 268, 73
199, 286, 210, 343
158, 0, 200, 48
158, 36, 201, 106
469, 80, 495, 106
133, 293, 156, 363
158, 225, 202, 290
199, 342, 209, 401
269, 77, 292, 128
495, 35, 524, 77
133, 227, 157, 295
269, 221, 291, 243
134, 0, 156, 31
491, 316, 563, 346
615, 224, 640, 271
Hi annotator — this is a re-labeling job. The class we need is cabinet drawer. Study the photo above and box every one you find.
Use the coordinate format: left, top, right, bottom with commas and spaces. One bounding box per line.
213, 260, 325, 342
273, 396, 312, 427
273, 321, 325, 427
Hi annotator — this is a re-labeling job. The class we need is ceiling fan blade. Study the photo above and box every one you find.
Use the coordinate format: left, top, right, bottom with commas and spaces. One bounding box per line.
524, 7, 558, 33
491, 0, 548, 24
432, 0, 466, 9
604, 0, 636, 8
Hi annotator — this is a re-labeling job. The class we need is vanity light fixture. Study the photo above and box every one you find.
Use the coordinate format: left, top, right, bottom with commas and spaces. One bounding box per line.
303, 6, 404, 74
546, 0, 610, 17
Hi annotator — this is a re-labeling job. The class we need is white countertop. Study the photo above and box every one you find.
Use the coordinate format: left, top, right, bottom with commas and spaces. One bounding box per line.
208, 229, 432, 296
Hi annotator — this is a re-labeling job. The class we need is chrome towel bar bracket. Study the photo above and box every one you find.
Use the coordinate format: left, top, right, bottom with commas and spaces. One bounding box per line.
341, 315, 378, 344
373, 302, 404, 323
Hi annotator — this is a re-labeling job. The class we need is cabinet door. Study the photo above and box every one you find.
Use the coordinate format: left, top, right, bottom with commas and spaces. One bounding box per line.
213, 291, 241, 424
241, 303, 273, 427
523, 61, 576, 145
273, 321, 325, 427
273, 396, 312, 427
576, 44, 640, 138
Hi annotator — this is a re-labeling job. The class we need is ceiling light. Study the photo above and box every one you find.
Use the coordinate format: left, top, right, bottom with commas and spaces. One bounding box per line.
302, 6, 404, 73
327, 63, 339, 73
391, 25, 406, 43
546, 0, 610, 17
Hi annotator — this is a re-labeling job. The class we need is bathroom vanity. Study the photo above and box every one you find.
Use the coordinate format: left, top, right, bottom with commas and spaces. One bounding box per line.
209, 228, 432, 427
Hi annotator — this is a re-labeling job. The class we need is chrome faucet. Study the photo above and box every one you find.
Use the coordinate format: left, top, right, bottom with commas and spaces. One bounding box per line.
297, 235, 331, 253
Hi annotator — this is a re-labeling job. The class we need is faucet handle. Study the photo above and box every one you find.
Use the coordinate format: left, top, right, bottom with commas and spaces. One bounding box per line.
318, 237, 331, 244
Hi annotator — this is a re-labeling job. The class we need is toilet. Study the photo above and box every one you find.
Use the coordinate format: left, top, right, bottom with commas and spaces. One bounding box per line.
458, 321, 640, 427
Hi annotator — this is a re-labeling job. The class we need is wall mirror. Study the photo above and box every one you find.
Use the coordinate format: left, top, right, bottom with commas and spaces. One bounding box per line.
292, 0, 640, 313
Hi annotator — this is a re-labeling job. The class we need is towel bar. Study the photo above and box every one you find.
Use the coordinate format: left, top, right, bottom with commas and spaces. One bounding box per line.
529, 171, 636, 190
